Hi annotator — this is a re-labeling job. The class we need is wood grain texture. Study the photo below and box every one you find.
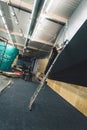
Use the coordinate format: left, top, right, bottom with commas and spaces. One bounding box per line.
47, 79, 87, 116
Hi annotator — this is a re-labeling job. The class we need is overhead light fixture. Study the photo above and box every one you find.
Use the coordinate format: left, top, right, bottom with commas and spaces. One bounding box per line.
11, 7, 24, 37
4, 24, 8, 30
11, 7, 19, 25
19, 29, 24, 37
41, 0, 48, 13
0, 10, 3, 16
45, 0, 61, 13
15, 19, 19, 25
31, 14, 45, 39
0, 9, 14, 46
45, 0, 53, 13
26, 49, 30, 53
11, 11, 15, 16
19, 29, 22, 33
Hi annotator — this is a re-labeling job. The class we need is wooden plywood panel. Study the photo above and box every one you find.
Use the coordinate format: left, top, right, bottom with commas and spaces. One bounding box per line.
47, 79, 87, 116
38, 58, 48, 73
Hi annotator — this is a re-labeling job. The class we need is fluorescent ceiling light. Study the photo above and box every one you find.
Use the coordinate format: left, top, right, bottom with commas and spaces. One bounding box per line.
4, 24, 8, 30
0, 10, 3, 16
2, 16, 6, 24
15, 19, 19, 25
0, 0, 6, 1
41, 0, 48, 13
0, 9, 14, 46
45, 0, 61, 13
11, 12, 15, 16
45, 0, 53, 13
19, 29, 22, 33
32, 14, 46, 38
11, 7, 19, 25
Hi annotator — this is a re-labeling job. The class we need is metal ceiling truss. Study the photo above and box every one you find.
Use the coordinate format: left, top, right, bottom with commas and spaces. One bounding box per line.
0, 0, 32, 13
0, 0, 81, 59
45, 13, 68, 25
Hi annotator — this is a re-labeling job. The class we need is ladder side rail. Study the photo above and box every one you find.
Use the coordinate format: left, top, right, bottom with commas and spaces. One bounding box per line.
29, 41, 68, 110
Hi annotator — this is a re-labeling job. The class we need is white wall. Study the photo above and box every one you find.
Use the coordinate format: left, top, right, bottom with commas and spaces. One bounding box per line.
32, 59, 39, 74
56, 0, 87, 46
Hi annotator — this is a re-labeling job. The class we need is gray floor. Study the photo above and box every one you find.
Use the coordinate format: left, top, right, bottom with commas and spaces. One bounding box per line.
0, 78, 87, 130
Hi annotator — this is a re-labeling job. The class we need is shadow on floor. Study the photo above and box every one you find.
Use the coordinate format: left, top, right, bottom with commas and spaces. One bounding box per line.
0, 78, 87, 130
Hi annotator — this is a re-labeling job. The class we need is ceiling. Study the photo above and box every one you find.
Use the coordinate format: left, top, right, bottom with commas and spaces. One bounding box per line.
0, 0, 82, 59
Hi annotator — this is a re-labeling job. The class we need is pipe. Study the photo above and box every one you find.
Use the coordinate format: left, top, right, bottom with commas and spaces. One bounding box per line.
24, 0, 43, 48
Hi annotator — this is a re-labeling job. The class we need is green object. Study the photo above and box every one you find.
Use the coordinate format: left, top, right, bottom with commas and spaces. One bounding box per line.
0, 41, 19, 71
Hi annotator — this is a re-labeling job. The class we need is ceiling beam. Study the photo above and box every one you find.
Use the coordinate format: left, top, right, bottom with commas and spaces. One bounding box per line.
19, 43, 50, 53
7, 40, 24, 47
0, 0, 32, 13
0, 28, 53, 46
30, 38, 53, 46
6, 40, 50, 53
45, 13, 68, 25
0, 28, 27, 38
27, 46, 50, 53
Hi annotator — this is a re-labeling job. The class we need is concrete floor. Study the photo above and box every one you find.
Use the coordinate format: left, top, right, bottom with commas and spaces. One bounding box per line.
0, 78, 87, 130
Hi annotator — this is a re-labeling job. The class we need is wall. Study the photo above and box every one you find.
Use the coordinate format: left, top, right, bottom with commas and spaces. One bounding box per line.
0, 41, 19, 71
47, 17, 87, 87
47, 79, 87, 116
38, 58, 49, 73
56, 0, 87, 46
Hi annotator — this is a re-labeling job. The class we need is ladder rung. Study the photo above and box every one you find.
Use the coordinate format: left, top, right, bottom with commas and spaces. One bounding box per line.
29, 41, 68, 111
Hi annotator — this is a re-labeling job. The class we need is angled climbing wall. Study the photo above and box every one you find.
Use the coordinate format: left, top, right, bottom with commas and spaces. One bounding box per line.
0, 41, 19, 71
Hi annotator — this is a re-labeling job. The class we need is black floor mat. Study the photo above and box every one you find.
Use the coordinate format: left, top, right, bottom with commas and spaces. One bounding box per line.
0, 78, 87, 130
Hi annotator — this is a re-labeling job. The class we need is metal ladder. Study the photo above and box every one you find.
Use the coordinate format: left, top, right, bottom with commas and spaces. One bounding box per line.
29, 40, 68, 110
